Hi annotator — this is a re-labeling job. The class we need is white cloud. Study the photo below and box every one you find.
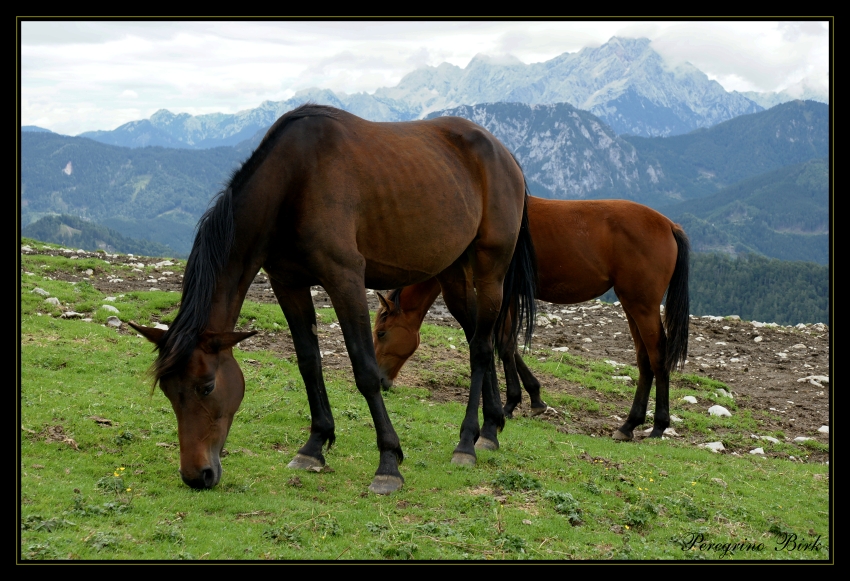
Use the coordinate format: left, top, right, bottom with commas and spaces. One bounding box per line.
19, 19, 831, 135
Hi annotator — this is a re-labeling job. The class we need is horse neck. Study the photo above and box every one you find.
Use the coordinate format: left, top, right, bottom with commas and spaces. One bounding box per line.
400, 278, 442, 327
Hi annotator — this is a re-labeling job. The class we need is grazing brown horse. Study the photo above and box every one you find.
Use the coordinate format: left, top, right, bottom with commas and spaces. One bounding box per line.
374, 197, 690, 441
129, 104, 537, 494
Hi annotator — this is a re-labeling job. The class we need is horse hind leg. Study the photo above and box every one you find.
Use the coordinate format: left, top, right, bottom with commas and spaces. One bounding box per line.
437, 263, 504, 458
613, 310, 659, 441
514, 353, 548, 415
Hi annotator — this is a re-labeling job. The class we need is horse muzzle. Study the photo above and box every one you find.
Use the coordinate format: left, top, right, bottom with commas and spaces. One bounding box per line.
180, 457, 222, 489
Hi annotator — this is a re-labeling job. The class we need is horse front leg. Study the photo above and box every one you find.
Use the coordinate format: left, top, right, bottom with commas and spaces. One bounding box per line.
270, 281, 336, 469
513, 353, 548, 416
324, 270, 404, 494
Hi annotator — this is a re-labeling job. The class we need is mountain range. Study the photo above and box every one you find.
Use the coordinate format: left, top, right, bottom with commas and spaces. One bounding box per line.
20, 99, 828, 263
73, 36, 827, 150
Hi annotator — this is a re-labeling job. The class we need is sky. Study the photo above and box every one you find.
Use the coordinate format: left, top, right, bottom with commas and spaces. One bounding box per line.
19, 19, 831, 137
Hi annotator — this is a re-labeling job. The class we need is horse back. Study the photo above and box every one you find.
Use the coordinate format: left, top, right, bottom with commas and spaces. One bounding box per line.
528, 197, 679, 304
258, 108, 524, 287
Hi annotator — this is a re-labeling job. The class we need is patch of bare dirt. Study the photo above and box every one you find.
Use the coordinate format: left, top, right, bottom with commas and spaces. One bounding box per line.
24, 246, 830, 462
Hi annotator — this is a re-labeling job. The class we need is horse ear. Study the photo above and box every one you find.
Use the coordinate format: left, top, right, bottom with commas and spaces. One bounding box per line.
128, 321, 166, 345
377, 292, 392, 311
199, 331, 258, 353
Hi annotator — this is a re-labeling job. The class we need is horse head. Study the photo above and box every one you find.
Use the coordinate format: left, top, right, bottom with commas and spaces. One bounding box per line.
373, 292, 421, 389
129, 322, 256, 489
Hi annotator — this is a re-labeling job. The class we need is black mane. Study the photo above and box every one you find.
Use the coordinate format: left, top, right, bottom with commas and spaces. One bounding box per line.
152, 103, 342, 382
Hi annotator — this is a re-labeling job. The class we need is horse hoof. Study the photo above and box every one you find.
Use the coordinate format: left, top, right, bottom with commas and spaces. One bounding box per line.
368, 474, 404, 495
287, 453, 324, 470
529, 406, 548, 417
647, 429, 665, 439
475, 437, 499, 451
612, 429, 633, 441
451, 452, 477, 466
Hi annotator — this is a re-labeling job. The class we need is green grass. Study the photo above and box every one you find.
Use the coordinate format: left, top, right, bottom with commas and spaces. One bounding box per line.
19, 244, 830, 561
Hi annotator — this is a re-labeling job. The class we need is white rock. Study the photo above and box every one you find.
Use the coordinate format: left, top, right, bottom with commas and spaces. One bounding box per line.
703, 442, 725, 453
84, 269, 93, 276
106, 316, 122, 328
154, 323, 169, 330
104, 296, 116, 302
750, 448, 765, 455
790, 344, 807, 350
797, 375, 829, 384
715, 388, 732, 398
44, 297, 61, 306
612, 375, 632, 382
21, 245, 33, 252
682, 396, 698, 404
552, 346, 569, 352
101, 304, 120, 314
753, 336, 763, 343
708, 405, 732, 417
715, 341, 727, 346
32, 288, 50, 296
149, 288, 161, 292
605, 359, 623, 366
61, 311, 84, 319
752, 321, 765, 327
761, 436, 780, 444
793, 437, 813, 443
535, 316, 552, 328
671, 415, 683, 423
818, 426, 829, 434
310, 290, 319, 297
582, 338, 592, 343
155, 260, 175, 267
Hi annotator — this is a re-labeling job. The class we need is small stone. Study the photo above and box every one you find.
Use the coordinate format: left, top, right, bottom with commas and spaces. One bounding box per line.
703, 442, 725, 453
790, 344, 807, 350
61, 311, 83, 319
104, 296, 117, 302
84, 269, 93, 276
32, 288, 50, 296
612, 375, 632, 382
750, 448, 764, 455
154, 323, 169, 330
715, 388, 732, 399
760, 436, 780, 444
671, 415, 683, 423
44, 297, 61, 306
552, 346, 569, 352
793, 437, 813, 443
582, 338, 592, 343
818, 426, 829, 434
101, 304, 120, 314
682, 396, 698, 404
708, 405, 731, 417
106, 317, 122, 328
754, 336, 763, 343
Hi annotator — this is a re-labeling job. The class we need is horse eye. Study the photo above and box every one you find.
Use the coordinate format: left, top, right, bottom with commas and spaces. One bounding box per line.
376, 331, 386, 339
200, 382, 215, 396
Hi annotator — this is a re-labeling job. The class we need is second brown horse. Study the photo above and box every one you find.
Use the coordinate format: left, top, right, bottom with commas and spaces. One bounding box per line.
374, 197, 690, 441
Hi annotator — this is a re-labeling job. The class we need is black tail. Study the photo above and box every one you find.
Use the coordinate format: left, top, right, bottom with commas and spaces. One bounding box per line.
664, 225, 690, 373
495, 173, 538, 355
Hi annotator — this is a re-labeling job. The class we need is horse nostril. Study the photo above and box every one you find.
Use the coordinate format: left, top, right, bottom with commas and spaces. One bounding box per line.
202, 467, 216, 488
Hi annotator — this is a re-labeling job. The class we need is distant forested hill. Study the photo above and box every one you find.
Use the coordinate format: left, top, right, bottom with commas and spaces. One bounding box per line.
21, 132, 245, 254
661, 157, 829, 265
687, 253, 829, 325
22, 214, 178, 258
